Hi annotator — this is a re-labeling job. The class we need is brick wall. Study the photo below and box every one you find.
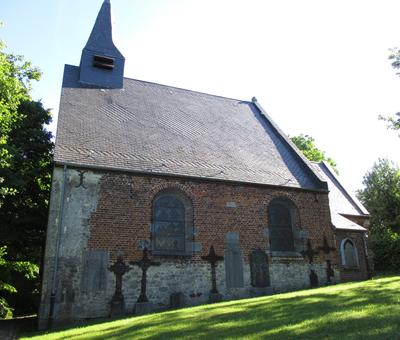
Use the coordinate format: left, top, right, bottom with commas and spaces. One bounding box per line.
335, 230, 369, 282
88, 172, 335, 265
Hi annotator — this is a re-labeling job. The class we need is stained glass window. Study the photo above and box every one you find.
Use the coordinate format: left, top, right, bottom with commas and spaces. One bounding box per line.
268, 200, 295, 251
153, 194, 186, 253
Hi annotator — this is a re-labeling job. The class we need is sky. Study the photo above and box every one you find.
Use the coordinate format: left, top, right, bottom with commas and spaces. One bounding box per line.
1, 0, 400, 194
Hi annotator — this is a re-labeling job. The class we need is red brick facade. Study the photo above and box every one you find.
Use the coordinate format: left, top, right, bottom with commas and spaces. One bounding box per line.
88, 172, 338, 266
335, 230, 370, 282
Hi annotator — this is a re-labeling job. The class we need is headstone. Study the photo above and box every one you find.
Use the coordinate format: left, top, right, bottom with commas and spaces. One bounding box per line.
326, 260, 334, 284
130, 247, 160, 314
250, 249, 270, 288
318, 236, 336, 256
301, 239, 319, 264
309, 269, 319, 288
81, 250, 109, 293
202, 245, 224, 302
318, 236, 336, 284
224, 233, 244, 288
109, 256, 130, 317
170, 292, 185, 308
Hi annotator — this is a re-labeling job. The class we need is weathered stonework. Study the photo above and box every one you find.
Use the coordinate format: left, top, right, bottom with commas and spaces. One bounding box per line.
39, 166, 368, 328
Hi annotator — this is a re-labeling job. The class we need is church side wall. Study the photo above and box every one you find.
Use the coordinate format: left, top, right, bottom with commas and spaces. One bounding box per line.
335, 230, 370, 282
40, 167, 354, 328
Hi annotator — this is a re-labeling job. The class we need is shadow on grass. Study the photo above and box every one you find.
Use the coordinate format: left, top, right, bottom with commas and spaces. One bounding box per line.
24, 276, 400, 340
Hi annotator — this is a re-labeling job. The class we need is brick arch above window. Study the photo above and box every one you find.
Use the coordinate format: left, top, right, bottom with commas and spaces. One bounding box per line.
151, 188, 194, 256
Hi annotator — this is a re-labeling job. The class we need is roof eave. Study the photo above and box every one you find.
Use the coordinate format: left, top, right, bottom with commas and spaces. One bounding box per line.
53, 160, 330, 194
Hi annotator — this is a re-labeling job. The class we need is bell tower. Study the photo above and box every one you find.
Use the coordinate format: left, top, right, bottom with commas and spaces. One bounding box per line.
79, 0, 125, 88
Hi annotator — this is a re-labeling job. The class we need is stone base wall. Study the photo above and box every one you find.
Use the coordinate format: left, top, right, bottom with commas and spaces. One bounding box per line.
40, 257, 337, 328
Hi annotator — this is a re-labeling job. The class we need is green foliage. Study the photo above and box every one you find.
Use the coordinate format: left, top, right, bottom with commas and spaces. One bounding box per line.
357, 159, 400, 271
0, 246, 39, 318
383, 48, 400, 134
0, 99, 53, 263
0, 35, 53, 317
357, 159, 400, 231
388, 47, 400, 75
378, 112, 400, 136
22, 276, 400, 339
290, 134, 339, 174
369, 226, 400, 272
0, 38, 41, 188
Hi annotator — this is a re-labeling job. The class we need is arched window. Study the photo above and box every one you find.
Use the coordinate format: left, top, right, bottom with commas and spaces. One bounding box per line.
268, 199, 295, 252
152, 190, 193, 255
341, 238, 359, 268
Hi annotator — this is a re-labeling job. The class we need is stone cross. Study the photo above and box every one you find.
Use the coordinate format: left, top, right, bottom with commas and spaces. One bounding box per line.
318, 236, 336, 283
201, 246, 224, 294
318, 236, 336, 256
130, 247, 160, 303
301, 239, 319, 264
325, 259, 335, 284
109, 256, 131, 300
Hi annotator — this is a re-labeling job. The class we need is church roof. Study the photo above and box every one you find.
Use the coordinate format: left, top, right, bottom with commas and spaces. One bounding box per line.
312, 162, 368, 231
313, 162, 369, 216
54, 64, 328, 191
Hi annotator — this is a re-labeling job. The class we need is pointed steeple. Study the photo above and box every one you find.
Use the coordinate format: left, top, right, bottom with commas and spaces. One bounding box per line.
79, 0, 125, 88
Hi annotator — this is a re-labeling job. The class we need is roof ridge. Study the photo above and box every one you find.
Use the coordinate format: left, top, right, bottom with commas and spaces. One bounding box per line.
122, 74, 250, 103
319, 161, 369, 216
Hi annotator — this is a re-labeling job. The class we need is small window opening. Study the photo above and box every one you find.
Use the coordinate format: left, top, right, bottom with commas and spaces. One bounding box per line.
93, 55, 115, 70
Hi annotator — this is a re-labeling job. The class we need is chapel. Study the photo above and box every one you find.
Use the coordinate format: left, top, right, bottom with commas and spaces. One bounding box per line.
39, 0, 371, 328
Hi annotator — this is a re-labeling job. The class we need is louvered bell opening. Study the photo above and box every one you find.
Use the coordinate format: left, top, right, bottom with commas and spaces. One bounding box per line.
93, 55, 115, 70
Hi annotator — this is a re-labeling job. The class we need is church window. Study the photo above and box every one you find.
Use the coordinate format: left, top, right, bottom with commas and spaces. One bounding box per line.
152, 190, 193, 255
268, 199, 295, 252
341, 238, 359, 268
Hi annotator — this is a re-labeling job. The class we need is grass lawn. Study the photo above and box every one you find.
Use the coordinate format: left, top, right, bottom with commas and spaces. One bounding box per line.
22, 275, 400, 339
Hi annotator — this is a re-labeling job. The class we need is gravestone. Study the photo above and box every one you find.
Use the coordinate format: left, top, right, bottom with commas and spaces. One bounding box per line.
309, 269, 319, 288
301, 239, 318, 264
109, 256, 130, 317
81, 250, 109, 293
202, 245, 224, 302
170, 292, 185, 308
130, 247, 160, 315
250, 249, 270, 288
249, 249, 272, 297
318, 236, 336, 284
224, 233, 244, 289
326, 260, 335, 284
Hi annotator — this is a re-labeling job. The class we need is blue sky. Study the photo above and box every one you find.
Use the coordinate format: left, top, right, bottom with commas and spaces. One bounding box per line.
2, 0, 400, 193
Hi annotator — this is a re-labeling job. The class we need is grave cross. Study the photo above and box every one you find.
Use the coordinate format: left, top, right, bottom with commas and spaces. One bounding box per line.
301, 239, 319, 264
109, 256, 131, 300
318, 236, 336, 255
318, 236, 336, 283
130, 247, 160, 303
201, 246, 224, 294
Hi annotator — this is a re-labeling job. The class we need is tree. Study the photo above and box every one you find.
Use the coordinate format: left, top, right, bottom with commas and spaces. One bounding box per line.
357, 159, 400, 272
379, 113, 400, 136
357, 159, 400, 231
290, 134, 339, 174
0, 35, 53, 316
380, 48, 400, 135
0, 246, 38, 318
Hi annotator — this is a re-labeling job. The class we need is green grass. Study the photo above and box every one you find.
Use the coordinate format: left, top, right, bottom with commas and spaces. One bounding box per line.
22, 276, 400, 339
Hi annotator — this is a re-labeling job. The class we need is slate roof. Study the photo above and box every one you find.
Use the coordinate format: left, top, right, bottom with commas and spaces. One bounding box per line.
312, 162, 369, 231
54, 64, 328, 190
